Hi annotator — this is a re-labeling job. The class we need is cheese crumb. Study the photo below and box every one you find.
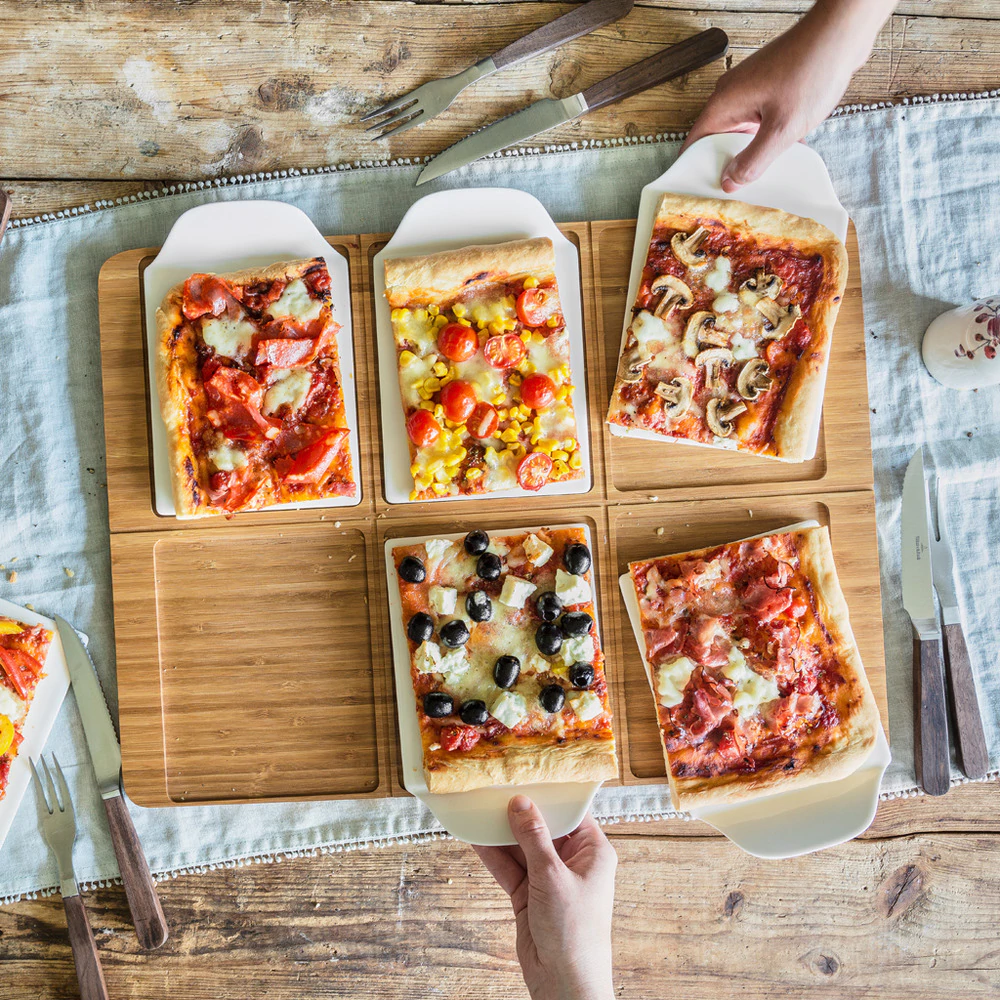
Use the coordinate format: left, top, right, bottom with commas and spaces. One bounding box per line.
555, 569, 591, 606
523, 534, 553, 567
429, 586, 457, 615
568, 691, 604, 722
414, 641, 442, 674
490, 691, 528, 729
499, 575, 537, 609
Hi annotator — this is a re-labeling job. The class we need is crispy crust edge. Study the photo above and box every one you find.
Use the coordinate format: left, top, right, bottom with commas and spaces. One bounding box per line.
424, 736, 618, 794
384, 237, 555, 308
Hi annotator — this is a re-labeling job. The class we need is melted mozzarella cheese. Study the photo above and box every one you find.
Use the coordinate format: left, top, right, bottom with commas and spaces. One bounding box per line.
704, 255, 732, 292
483, 447, 517, 492
0, 684, 27, 724
425, 539, 453, 562
629, 310, 672, 356
207, 440, 247, 472
262, 368, 312, 415
655, 655, 696, 708
499, 575, 536, 609
568, 690, 603, 722
713, 291, 740, 314
398, 354, 437, 408
269, 279, 323, 323
555, 569, 591, 606
523, 534, 553, 566
731, 333, 759, 360
490, 691, 528, 729
723, 647, 780, 718
429, 586, 457, 615
201, 315, 257, 358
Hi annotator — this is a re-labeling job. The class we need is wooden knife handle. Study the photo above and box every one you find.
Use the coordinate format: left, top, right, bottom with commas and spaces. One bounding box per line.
943, 622, 990, 779
915, 635, 951, 796
104, 795, 169, 949
492, 0, 634, 70
0, 190, 11, 245
581, 27, 729, 113
63, 894, 110, 1000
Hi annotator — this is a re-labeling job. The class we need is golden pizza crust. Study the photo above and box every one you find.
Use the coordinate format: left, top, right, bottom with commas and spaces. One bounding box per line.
424, 734, 618, 794
384, 237, 556, 308
154, 258, 328, 520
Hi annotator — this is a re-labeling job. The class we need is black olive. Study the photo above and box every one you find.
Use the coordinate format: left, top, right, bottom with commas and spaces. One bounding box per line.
465, 590, 493, 623
535, 591, 563, 622
535, 622, 563, 656
398, 555, 426, 583
493, 655, 521, 689
423, 692, 453, 718
477, 552, 502, 580
568, 661, 595, 689
407, 612, 434, 642
440, 620, 470, 647
460, 699, 489, 726
464, 529, 490, 556
560, 611, 594, 637
563, 543, 592, 575
539, 685, 565, 713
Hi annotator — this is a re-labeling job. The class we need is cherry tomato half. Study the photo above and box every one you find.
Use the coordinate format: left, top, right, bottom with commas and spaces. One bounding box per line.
437, 322, 478, 362
517, 452, 553, 491
406, 409, 442, 448
516, 286, 560, 327
483, 333, 526, 369
520, 373, 557, 410
468, 402, 500, 439
439, 379, 478, 423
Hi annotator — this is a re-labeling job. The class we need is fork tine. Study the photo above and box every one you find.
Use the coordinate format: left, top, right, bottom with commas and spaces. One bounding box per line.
41, 756, 63, 812
29, 758, 53, 813
51, 755, 74, 819
359, 92, 419, 123
364, 101, 419, 132
370, 109, 427, 141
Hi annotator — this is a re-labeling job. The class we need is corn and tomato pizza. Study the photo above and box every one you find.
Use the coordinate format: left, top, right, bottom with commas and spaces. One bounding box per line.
156, 257, 356, 517
393, 527, 617, 793
0, 616, 52, 800
626, 526, 879, 810
607, 194, 848, 462
383, 238, 584, 500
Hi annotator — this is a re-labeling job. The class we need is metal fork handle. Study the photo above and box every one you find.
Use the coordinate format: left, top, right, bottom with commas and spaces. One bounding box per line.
63, 894, 110, 1000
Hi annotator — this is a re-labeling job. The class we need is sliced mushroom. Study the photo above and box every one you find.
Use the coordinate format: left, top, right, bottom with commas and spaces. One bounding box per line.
670, 227, 710, 268
682, 311, 717, 358
651, 274, 693, 319
617, 348, 649, 383
738, 269, 783, 306
654, 377, 693, 418
706, 398, 748, 438
695, 347, 734, 395
755, 299, 802, 340
736, 359, 773, 400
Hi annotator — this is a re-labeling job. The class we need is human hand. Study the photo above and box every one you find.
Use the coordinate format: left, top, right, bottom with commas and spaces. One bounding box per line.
473, 796, 617, 1000
683, 0, 897, 191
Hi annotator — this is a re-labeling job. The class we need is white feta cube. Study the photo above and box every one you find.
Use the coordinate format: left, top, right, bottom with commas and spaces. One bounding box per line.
561, 634, 595, 666
428, 586, 457, 615
525, 652, 551, 675
655, 656, 696, 708
439, 646, 470, 683
413, 641, 441, 674
424, 538, 453, 562
523, 534, 553, 567
499, 575, 537, 609
489, 691, 528, 729
568, 690, 604, 723
555, 569, 591, 606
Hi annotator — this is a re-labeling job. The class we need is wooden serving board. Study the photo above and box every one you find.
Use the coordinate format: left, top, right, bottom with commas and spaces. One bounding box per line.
97, 220, 885, 808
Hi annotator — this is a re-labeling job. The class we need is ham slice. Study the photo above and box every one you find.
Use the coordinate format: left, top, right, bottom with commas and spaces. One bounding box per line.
182, 274, 242, 320
644, 626, 683, 663
206, 368, 280, 441
744, 580, 793, 623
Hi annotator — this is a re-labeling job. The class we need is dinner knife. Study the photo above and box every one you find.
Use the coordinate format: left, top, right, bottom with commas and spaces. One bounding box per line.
416, 27, 729, 186
930, 479, 989, 779
900, 449, 950, 796
54, 616, 169, 950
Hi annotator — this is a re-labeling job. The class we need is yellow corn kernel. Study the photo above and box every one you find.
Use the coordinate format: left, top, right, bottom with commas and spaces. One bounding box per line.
496, 407, 508, 421
509, 371, 523, 387
453, 424, 467, 437
390, 307, 411, 321
432, 361, 448, 377
418, 388, 433, 401
409, 462, 422, 477
414, 473, 432, 491
561, 438, 576, 452
425, 376, 441, 391
569, 453, 583, 470
519, 331, 532, 345
477, 319, 487, 330
492, 392, 506, 406
466, 467, 483, 482
433, 403, 445, 420
457, 318, 473, 328
414, 308, 428, 322
534, 438, 557, 455
428, 304, 439, 317
500, 428, 520, 444
489, 320, 506, 337
553, 459, 570, 477
552, 450, 569, 462
434, 314, 448, 328
452, 303, 467, 318
519, 360, 536, 375
439, 373, 453, 388
432, 483, 449, 496
523, 276, 539, 289
453, 447, 468, 463
504, 443, 526, 460
434, 468, 452, 484
399, 350, 418, 367
419, 400, 434, 411
508, 420, 522, 435
555, 386, 571, 402
546, 315, 559, 328
426, 457, 444, 474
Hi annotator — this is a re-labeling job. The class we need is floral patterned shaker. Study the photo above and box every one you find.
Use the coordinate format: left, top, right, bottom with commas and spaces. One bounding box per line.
922, 295, 1000, 390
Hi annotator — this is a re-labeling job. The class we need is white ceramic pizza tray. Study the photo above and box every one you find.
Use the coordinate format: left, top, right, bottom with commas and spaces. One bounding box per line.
0, 598, 72, 852
372, 188, 593, 505
385, 523, 605, 846
618, 520, 891, 859
610, 132, 851, 463
143, 200, 362, 516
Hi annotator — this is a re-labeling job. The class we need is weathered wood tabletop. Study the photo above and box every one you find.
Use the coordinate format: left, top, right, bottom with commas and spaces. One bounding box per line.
2, 2, 999, 997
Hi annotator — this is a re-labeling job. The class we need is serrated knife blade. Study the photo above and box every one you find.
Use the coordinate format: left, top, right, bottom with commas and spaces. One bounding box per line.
54, 616, 121, 797
901, 448, 939, 641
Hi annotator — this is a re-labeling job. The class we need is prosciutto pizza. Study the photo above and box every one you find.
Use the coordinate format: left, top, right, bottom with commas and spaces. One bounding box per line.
392, 527, 617, 793
626, 526, 879, 810
384, 238, 584, 500
0, 616, 52, 800
156, 257, 356, 517
607, 194, 848, 462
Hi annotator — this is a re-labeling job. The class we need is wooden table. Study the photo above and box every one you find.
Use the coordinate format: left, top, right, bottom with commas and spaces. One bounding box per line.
2, 2, 999, 997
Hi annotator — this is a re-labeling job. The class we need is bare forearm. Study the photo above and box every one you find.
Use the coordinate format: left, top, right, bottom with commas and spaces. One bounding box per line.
805, 0, 898, 70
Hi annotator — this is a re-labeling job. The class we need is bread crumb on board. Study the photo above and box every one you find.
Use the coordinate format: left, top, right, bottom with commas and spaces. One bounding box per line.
7, 571, 17, 583
655, 527, 665, 536
64, 567, 75, 578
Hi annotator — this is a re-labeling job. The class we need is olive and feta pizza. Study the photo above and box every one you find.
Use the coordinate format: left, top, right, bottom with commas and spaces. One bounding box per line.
392, 528, 617, 793
607, 193, 848, 462
384, 238, 584, 500
156, 257, 355, 517
0, 616, 52, 800
626, 527, 879, 811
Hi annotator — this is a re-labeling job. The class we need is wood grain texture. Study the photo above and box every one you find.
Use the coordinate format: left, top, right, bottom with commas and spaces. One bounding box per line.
943, 622, 990, 780
62, 894, 110, 1000
917, 635, 951, 796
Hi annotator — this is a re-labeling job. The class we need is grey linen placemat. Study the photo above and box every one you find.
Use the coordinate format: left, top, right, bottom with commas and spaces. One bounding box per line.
2, 92, 999, 903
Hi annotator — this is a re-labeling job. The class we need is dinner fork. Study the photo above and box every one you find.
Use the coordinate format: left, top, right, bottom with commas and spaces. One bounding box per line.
31, 755, 110, 1000
359, 0, 634, 139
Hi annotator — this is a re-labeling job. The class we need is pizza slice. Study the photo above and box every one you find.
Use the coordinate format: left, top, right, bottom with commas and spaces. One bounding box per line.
156, 257, 356, 517
0, 616, 53, 800
384, 238, 584, 500
626, 526, 879, 810
393, 527, 617, 792
607, 193, 848, 462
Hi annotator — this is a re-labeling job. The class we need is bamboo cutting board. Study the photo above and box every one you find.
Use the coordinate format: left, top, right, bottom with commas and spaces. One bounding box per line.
97, 221, 885, 808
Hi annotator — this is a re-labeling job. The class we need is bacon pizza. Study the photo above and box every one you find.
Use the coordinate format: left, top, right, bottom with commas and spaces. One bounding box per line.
384, 238, 584, 500
626, 526, 879, 810
392, 527, 617, 793
0, 616, 52, 800
607, 194, 848, 462
156, 257, 355, 517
